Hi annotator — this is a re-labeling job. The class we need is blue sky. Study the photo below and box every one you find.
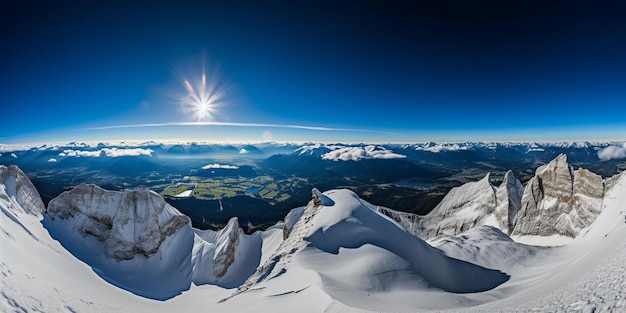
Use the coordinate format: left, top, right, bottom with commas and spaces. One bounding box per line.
2, 1, 625, 143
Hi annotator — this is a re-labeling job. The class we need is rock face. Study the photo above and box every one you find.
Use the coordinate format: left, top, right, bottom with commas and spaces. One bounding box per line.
494, 170, 524, 234
47, 184, 190, 260
0, 165, 45, 216
212, 217, 243, 278
417, 172, 523, 238
385, 154, 605, 240
512, 154, 604, 237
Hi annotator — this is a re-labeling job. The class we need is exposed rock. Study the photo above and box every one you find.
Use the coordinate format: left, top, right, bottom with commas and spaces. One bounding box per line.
282, 206, 305, 240
376, 206, 423, 237
47, 184, 190, 260
512, 154, 604, 238
212, 217, 242, 278
0, 165, 45, 216
494, 170, 524, 233
383, 170, 523, 239
418, 173, 498, 238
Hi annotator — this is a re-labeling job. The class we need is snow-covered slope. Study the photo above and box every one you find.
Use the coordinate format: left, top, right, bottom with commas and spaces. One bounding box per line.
449, 165, 626, 313
2, 163, 625, 312
44, 184, 264, 299
227, 188, 510, 307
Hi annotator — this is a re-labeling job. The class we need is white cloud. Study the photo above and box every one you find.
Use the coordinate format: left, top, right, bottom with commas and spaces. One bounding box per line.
201, 163, 239, 170
58, 149, 102, 157
414, 143, 470, 153
322, 145, 406, 161
58, 148, 153, 158
597, 143, 626, 161
102, 148, 153, 157
10, 153, 17, 158
239, 148, 249, 154
47, 158, 57, 163
0, 144, 36, 153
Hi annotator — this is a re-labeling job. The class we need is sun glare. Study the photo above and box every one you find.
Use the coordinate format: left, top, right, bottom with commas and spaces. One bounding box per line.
177, 64, 229, 121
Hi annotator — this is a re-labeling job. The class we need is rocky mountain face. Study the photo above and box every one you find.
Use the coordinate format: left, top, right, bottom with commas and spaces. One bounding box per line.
383, 154, 609, 240
512, 154, 604, 237
0, 165, 45, 216
412, 170, 524, 238
47, 184, 190, 260
494, 170, 525, 234
212, 217, 244, 278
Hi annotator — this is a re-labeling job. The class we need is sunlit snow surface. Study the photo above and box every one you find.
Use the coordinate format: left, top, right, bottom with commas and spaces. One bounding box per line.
1, 164, 626, 312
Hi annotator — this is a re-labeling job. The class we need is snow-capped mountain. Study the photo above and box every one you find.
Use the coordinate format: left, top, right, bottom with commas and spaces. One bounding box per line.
512, 154, 605, 239
226, 188, 509, 304
378, 170, 524, 239
44, 184, 265, 299
379, 154, 610, 243
2, 160, 626, 312
0, 165, 45, 216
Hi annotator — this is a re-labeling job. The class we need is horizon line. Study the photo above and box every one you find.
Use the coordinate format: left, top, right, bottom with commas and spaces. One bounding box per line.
84, 121, 399, 135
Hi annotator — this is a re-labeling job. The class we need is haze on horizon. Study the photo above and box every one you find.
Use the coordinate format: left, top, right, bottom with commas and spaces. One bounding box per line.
2, 1, 625, 144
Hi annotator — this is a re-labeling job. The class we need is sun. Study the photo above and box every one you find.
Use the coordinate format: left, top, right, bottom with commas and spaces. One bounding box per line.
178, 66, 229, 121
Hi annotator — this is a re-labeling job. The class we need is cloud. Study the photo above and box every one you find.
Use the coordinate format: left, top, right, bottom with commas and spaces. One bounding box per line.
0, 144, 36, 153
86, 121, 396, 134
47, 158, 57, 162
239, 148, 249, 154
59, 149, 102, 157
58, 148, 153, 158
201, 163, 239, 170
322, 145, 406, 161
414, 143, 471, 153
102, 148, 153, 157
597, 143, 626, 161
10, 153, 17, 158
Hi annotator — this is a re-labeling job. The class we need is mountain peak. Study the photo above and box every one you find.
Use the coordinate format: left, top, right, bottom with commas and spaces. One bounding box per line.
47, 184, 190, 260
0, 165, 45, 216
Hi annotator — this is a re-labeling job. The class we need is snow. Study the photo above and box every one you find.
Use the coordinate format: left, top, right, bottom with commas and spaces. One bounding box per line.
174, 190, 193, 197
511, 234, 574, 246
1, 164, 626, 312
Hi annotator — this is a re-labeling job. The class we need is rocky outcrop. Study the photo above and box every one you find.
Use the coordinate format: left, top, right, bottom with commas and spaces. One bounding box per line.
512, 154, 604, 238
494, 170, 524, 234
0, 165, 45, 216
212, 217, 243, 278
47, 184, 190, 260
417, 173, 524, 238
376, 206, 423, 237
385, 154, 606, 240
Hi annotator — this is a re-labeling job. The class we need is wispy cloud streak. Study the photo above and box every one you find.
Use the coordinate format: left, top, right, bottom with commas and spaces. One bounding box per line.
85, 121, 396, 134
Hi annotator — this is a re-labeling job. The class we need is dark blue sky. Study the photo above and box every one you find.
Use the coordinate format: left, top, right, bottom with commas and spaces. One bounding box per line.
2, 1, 625, 143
